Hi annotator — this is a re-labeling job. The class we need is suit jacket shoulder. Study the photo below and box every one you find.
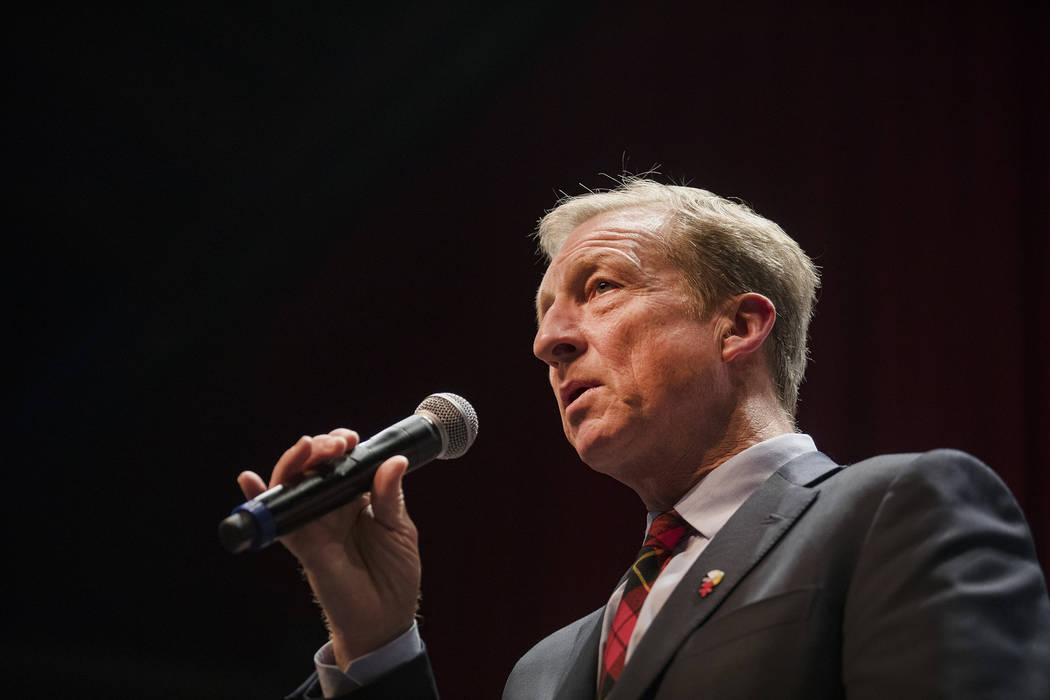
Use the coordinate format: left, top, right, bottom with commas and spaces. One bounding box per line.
831, 449, 1050, 698
503, 608, 604, 700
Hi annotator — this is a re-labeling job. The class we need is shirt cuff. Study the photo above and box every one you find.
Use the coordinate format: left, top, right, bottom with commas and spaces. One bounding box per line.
313, 622, 424, 698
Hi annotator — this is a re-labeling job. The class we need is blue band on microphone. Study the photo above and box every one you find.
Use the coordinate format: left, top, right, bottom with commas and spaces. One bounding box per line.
232, 499, 276, 550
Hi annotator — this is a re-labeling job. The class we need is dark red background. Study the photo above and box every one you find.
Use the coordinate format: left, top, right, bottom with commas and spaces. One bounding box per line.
6, 2, 1047, 697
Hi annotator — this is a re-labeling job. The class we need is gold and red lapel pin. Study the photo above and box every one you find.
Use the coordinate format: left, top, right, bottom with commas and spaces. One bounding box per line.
698, 569, 724, 597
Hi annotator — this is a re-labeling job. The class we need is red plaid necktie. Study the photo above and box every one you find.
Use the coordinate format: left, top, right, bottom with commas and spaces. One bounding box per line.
598, 509, 690, 698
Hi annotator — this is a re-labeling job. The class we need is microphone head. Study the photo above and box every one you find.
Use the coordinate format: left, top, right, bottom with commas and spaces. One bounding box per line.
415, 392, 478, 459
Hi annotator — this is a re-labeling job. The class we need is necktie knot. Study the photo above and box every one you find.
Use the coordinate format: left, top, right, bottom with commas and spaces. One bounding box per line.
643, 509, 690, 556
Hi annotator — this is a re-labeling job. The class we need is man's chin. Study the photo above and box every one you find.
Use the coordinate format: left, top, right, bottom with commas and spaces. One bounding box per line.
571, 431, 624, 473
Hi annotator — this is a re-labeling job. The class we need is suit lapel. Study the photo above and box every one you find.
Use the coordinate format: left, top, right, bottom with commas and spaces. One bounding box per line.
607, 452, 840, 700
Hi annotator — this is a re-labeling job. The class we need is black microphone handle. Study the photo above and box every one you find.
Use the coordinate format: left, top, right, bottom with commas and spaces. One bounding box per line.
219, 414, 442, 553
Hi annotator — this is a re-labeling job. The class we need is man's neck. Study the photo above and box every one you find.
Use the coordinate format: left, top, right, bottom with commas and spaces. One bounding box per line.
631, 399, 795, 512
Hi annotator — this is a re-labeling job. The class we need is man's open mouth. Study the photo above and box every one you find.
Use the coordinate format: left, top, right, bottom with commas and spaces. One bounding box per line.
561, 381, 598, 408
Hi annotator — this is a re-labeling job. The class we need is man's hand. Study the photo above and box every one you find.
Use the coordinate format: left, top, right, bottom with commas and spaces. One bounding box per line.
237, 429, 421, 669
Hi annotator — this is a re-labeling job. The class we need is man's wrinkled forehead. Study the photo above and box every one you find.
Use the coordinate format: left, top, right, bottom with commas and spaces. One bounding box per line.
551, 206, 670, 256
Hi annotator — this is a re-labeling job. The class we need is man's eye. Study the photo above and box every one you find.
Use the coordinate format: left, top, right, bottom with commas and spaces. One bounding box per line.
594, 280, 615, 294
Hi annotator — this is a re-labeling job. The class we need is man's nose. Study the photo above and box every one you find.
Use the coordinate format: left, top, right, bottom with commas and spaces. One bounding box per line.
533, 300, 585, 367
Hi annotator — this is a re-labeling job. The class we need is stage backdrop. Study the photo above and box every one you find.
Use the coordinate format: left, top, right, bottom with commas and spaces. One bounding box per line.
6, 2, 1047, 698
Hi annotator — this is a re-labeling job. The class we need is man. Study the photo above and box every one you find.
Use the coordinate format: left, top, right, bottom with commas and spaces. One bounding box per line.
237, 179, 1050, 698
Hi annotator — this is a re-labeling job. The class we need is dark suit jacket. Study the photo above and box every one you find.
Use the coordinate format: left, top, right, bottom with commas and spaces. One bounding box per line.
290, 450, 1050, 699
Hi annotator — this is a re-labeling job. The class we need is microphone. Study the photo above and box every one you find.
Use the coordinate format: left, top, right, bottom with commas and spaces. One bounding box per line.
218, 392, 478, 554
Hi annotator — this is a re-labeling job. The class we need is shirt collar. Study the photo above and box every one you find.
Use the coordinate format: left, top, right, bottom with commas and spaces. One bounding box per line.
646, 433, 817, 541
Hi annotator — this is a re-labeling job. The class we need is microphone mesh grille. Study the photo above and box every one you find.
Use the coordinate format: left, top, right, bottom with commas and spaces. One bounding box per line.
415, 392, 478, 459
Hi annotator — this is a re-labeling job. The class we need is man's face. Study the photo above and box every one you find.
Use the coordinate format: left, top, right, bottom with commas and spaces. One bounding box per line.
533, 207, 731, 488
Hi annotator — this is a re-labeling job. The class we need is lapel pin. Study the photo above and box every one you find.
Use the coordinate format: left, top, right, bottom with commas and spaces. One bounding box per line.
698, 569, 724, 597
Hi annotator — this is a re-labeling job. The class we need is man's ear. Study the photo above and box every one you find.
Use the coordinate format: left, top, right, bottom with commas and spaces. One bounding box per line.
720, 293, 776, 363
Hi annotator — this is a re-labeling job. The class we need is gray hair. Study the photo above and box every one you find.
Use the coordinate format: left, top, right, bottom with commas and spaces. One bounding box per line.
534, 178, 820, 417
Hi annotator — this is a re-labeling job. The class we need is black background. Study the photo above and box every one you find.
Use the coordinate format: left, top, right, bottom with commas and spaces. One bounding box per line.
7, 2, 1048, 698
